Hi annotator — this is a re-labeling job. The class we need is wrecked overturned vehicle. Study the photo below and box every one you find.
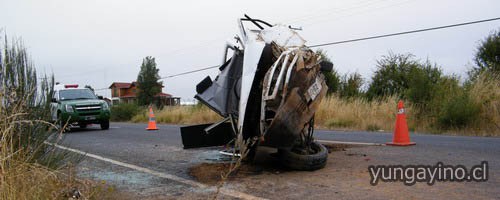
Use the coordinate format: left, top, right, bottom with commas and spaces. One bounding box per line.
180, 15, 333, 170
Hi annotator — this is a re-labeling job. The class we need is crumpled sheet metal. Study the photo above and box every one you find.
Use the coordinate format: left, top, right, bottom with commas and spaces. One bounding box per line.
260, 44, 327, 148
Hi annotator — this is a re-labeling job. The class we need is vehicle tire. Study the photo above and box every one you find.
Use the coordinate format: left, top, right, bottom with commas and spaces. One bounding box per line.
280, 141, 328, 171
100, 120, 110, 130
79, 124, 87, 129
244, 143, 259, 163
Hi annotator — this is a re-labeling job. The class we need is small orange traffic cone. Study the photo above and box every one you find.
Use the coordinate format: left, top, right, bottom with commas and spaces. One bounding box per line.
387, 101, 415, 146
146, 107, 158, 131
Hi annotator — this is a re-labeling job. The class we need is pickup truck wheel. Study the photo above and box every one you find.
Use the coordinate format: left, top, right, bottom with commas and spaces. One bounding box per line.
280, 141, 328, 171
100, 120, 109, 130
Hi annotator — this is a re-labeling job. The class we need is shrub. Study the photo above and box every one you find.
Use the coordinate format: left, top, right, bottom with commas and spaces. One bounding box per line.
130, 110, 149, 123
110, 103, 143, 121
437, 90, 481, 129
404, 61, 442, 109
366, 53, 419, 99
470, 29, 500, 79
366, 53, 443, 105
467, 72, 500, 135
339, 72, 364, 98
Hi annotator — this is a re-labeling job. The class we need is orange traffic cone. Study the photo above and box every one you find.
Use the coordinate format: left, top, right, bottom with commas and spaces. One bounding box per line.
146, 107, 158, 131
387, 101, 415, 146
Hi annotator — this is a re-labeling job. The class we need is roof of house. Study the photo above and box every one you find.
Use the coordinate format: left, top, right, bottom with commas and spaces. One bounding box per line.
116, 92, 172, 98
109, 81, 163, 89
157, 92, 172, 97
109, 82, 132, 89
120, 94, 137, 98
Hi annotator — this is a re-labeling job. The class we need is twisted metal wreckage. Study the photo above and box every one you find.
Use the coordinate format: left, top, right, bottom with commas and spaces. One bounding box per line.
180, 15, 333, 170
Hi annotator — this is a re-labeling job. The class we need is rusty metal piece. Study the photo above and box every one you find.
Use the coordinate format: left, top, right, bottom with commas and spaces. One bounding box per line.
260, 49, 328, 148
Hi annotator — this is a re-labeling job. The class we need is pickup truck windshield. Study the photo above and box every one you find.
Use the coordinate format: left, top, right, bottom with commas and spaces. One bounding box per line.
59, 89, 97, 100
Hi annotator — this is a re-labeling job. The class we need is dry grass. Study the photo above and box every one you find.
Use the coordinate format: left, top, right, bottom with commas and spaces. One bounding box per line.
0, 123, 123, 199
466, 73, 500, 136
315, 96, 440, 133
127, 99, 444, 134
131, 98, 408, 131
316, 74, 500, 136
0, 115, 124, 199
0, 112, 125, 200
130, 75, 500, 137
0, 162, 123, 200
0, 95, 123, 200
131, 104, 222, 125
316, 96, 401, 131
0, 34, 126, 200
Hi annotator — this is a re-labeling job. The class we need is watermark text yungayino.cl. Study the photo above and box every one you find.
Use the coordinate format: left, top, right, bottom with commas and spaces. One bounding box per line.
368, 161, 488, 186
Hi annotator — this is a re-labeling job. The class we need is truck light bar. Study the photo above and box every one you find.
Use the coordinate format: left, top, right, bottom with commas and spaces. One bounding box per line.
65, 84, 78, 88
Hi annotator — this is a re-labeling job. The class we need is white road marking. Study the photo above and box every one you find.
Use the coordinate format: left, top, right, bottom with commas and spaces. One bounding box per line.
317, 140, 386, 146
46, 142, 267, 200
110, 127, 120, 129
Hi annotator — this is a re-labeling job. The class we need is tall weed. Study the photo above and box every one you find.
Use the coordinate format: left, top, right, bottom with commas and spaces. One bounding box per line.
0, 35, 119, 199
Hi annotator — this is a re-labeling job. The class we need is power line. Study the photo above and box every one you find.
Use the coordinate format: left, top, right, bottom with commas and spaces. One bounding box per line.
159, 16, 500, 79
42, 16, 500, 82
283, 0, 392, 24
160, 65, 220, 79
97, 65, 220, 89
309, 16, 500, 48
302, 0, 415, 28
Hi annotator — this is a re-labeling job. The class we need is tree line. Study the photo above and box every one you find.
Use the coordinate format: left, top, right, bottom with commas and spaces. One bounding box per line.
319, 29, 500, 130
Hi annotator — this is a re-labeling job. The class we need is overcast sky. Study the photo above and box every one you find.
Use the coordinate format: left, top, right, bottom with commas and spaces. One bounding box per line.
2, 0, 500, 101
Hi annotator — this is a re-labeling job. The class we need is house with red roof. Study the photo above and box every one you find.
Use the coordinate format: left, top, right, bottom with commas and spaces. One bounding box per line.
109, 82, 180, 106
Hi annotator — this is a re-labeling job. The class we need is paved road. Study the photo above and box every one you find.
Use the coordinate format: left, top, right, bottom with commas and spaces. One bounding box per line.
59, 122, 500, 199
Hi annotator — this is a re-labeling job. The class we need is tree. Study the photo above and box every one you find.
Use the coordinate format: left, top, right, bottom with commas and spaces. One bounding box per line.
404, 60, 442, 108
324, 70, 341, 95
470, 29, 500, 78
366, 52, 442, 105
339, 72, 364, 98
366, 53, 418, 99
315, 49, 341, 95
136, 56, 162, 106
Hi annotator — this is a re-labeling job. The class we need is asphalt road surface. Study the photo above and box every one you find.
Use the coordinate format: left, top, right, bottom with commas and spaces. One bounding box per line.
58, 122, 500, 200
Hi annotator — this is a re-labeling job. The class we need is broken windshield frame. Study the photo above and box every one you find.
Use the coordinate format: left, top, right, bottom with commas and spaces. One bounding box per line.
238, 15, 273, 41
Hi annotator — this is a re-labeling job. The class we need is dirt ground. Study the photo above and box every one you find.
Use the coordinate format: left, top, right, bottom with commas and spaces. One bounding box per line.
74, 136, 499, 200
188, 143, 357, 186
184, 143, 498, 200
